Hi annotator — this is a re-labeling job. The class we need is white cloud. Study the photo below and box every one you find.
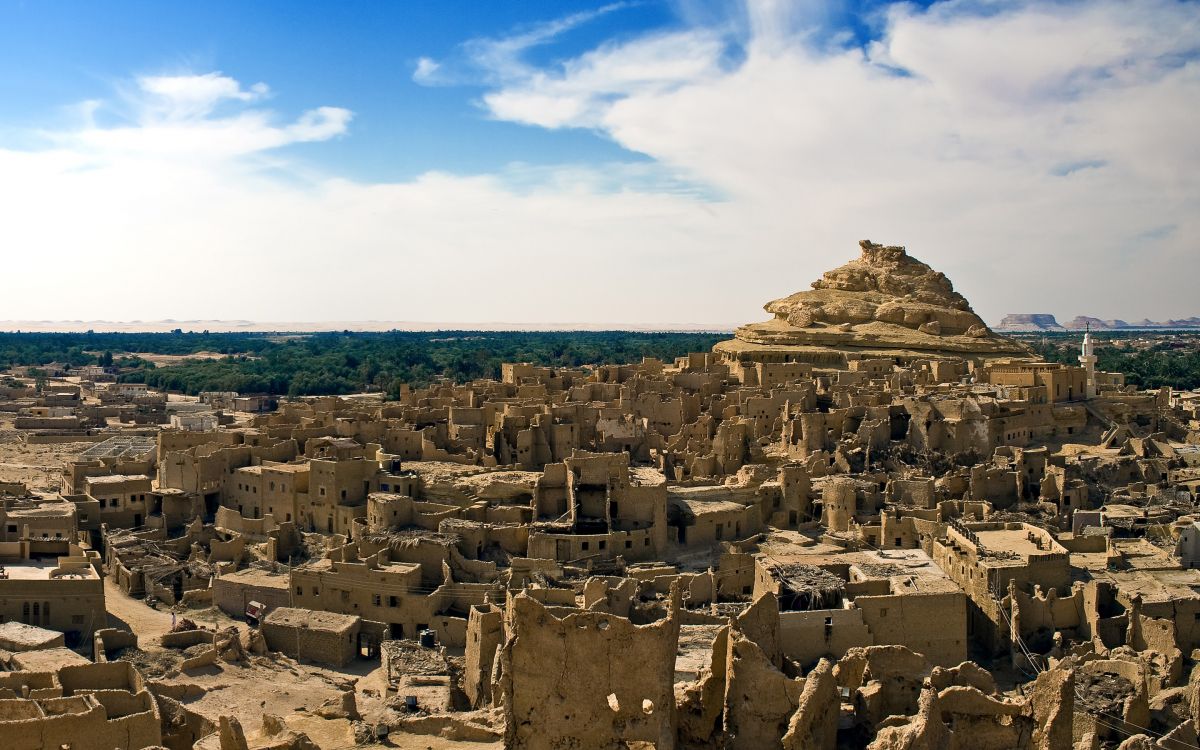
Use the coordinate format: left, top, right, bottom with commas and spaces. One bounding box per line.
0, 70, 727, 325
483, 31, 729, 129
137, 73, 269, 120
474, 0, 1200, 323
412, 57, 441, 85
48, 74, 352, 162
1, 1, 1198, 327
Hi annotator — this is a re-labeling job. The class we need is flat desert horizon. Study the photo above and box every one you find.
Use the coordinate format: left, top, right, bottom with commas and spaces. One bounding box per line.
0, 319, 738, 334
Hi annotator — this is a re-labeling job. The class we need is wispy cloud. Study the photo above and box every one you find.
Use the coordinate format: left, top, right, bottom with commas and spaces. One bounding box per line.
137, 73, 269, 120
47, 73, 352, 161
412, 57, 441, 85
411, 2, 633, 86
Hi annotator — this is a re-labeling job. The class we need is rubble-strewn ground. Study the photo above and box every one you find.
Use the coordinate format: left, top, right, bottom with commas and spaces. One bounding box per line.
104, 582, 501, 748
0, 417, 90, 491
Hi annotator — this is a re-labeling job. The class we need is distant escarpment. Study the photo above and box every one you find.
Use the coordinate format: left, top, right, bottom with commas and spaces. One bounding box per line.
995, 314, 1200, 332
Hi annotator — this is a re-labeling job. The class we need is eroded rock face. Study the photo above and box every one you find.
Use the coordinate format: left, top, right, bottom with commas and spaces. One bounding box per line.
714, 240, 1031, 361
771, 241, 975, 327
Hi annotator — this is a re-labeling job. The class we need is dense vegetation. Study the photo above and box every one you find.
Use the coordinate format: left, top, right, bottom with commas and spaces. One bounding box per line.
0, 331, 274, 370
1021, 332, 1200, 390
9, 330, 1200, 397
0, 331, 726, 397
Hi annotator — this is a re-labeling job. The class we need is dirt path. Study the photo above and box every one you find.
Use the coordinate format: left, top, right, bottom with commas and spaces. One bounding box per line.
104, 577, 175, 638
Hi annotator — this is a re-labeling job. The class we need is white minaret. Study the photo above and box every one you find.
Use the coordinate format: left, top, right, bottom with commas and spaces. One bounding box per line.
1079, 324, 1097, 399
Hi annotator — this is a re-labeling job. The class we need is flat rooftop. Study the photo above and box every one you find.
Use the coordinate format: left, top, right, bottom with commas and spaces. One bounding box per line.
11, 647, 91, 672
85, 474, 152, 485
0, 621, 63, 649
677, 498, 749, 516
6, 503, 75, 518
630, 466, 666, 486
764, 548, 961, 595
261, 462, 310, 473
0, 559, 99, 581
975, 528, 1048, 558
1099, 569, 1200, 605
264, 606, 358, 633
218, 567, 290, 588
668, 485, 757, 504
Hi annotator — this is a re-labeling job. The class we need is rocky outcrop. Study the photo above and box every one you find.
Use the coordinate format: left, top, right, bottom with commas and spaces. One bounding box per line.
714, 240, 1031, 363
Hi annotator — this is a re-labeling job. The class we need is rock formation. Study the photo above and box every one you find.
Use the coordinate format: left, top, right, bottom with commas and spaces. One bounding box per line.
714, 240, 1031, 364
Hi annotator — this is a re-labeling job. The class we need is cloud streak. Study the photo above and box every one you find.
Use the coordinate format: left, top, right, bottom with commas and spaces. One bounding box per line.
412, 2, 633, 87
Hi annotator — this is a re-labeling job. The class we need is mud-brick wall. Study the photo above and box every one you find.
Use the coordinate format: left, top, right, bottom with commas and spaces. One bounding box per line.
855, 591, 968, 667
261, 621, 357, 667
779, 608, 873, 666
501, 596, 679, 750
212, 575, 291, 618
0, 691, 161, 749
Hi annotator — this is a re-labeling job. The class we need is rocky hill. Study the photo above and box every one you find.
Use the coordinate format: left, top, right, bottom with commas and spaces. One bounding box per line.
715, 240, 1030, 362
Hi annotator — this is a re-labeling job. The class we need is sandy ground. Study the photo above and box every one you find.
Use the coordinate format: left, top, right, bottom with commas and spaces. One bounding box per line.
0, 418, 92, 492
105, 351, 241, 366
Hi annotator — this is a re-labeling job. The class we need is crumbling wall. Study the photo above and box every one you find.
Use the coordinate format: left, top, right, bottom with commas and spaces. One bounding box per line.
723, 628, 802, 749
463, 604, 503, 708
498, 585, 680, 750
93, 628, 137, 663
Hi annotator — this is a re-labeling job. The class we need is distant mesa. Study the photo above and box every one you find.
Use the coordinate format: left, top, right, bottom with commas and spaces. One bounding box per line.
714, 239, 1031, 365
994, 314, 1065, 332
995, 314, 1200, 332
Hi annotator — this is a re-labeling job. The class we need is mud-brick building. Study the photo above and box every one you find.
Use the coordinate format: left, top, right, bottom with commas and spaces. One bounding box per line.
261, 606, 364, 667
0, 496, 78, 558
525, 453, 669, 563
84, 474, 153, 529
754, 548, 969, 668
931, 521, 1071, 655
0, 546, 104, 646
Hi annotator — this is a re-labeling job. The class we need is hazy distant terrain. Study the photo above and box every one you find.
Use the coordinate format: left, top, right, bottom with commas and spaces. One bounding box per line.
0, 320, 735, 334
996, 313, 1200, 332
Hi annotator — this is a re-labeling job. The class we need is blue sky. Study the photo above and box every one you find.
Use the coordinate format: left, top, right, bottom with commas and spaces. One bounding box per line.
0, 0, 1196, 327
0, 1, 675, 180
